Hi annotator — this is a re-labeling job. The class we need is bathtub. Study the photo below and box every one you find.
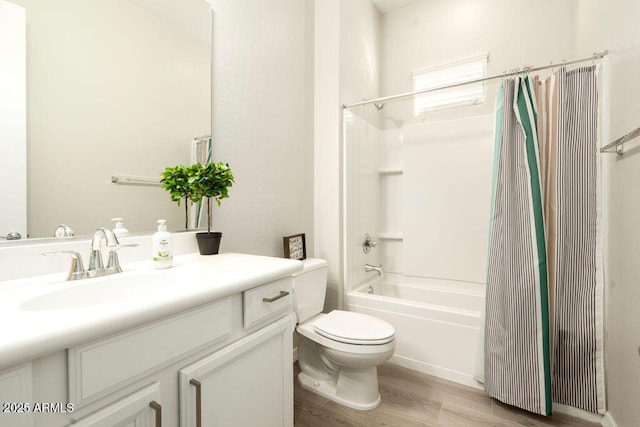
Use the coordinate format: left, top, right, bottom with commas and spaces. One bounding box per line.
346, 277, 484, 389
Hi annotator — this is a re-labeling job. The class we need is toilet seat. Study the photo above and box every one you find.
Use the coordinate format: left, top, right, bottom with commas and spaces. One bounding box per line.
297, 317, 395, 356
313, 310, 395, 345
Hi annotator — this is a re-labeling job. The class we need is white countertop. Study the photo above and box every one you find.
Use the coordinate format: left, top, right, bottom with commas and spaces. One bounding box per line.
0, 252, 303, 370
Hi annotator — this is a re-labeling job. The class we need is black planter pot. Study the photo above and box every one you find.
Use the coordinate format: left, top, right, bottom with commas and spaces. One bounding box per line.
196, 232, 222, 255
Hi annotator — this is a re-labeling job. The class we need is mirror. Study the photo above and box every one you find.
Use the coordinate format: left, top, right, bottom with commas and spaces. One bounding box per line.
1, 0, 211, 241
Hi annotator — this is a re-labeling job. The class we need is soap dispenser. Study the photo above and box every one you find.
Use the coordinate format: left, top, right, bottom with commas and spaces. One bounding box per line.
152, 219, 173, 269
111, 218, 129, 237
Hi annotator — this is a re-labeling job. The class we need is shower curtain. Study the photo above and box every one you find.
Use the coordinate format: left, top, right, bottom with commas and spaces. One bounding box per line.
483, 66, 604, 416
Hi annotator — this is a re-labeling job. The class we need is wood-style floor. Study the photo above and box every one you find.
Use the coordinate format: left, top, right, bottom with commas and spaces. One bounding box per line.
293, 363, 599, 426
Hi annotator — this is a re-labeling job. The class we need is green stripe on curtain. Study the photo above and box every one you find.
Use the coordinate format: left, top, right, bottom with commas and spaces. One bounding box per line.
474, 85, 507, 386
484, 77, 551, 416
488, 84, 505, 247
485, 68, 602, 416
516, 77, 552, 415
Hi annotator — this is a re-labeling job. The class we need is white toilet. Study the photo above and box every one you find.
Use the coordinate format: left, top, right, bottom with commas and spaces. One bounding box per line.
292, 258, 395, 410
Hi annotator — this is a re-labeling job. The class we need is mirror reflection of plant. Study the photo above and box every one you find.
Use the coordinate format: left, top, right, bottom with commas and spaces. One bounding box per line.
189, 162, 235, 234
160, 165, 196, 229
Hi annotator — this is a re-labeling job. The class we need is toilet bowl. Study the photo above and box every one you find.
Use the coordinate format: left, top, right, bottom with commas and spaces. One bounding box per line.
292, 259, 395, 410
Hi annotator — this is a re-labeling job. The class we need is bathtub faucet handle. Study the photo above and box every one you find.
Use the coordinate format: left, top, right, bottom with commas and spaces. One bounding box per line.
364, 264, 383, 276
362, 233, 378, 254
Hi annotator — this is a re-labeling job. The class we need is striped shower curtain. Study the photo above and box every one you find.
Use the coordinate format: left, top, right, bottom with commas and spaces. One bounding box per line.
484, 66, 604, 416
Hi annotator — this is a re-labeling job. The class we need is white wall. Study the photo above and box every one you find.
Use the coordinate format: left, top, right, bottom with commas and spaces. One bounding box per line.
372, 0, 577, 285
0, 1, 26, 239
339, 1, 382, 109
210, 0, 314, 258
381, 0, 577, 125
344, 112, 382, 290
575, 1, 640, 425
340, 1, 382, 296
314, 0, 342, 309
11, 0, 210, 237
402, 116, 494, 283
315, 0, 381, 308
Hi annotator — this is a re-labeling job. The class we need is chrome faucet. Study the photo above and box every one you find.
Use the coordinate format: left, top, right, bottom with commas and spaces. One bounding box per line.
89, 227, 120, 270
43, 227, 138, 281
364, 264, 383, 276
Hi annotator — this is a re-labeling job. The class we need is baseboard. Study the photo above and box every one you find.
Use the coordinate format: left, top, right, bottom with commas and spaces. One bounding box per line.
388, 354, 484, 390
602, 411, 618, 427
552, 403, 604, 425
293, 346, 298, 363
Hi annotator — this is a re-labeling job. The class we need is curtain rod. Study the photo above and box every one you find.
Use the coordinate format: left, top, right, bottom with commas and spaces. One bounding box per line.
343, 50, 608, 109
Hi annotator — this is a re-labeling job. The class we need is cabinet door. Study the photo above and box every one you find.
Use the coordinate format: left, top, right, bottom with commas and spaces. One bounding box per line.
71, 383, 161, 427
0, 364, 33, 427
180, 315, 293, 427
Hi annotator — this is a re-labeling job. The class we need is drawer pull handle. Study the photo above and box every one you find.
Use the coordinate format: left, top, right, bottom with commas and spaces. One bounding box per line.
190, 379, 202, 427
149, 401, 162, 427
263, 291, 290, 303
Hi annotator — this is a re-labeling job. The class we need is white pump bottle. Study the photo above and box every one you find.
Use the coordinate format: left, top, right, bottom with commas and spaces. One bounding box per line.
152, 219, 173, 268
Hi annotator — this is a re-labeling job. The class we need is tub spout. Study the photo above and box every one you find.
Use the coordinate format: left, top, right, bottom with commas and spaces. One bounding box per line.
364, 264, 383, 276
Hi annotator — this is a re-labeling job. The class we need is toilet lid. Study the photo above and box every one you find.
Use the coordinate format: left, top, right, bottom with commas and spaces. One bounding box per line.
313, 311, 395, 345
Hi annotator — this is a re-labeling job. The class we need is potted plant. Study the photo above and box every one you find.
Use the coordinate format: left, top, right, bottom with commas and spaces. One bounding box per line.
160, 165, 196, 230
189, 162, 234, 255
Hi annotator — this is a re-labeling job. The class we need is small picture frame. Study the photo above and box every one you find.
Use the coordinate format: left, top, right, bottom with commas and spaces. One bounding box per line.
283, 233, 306, 260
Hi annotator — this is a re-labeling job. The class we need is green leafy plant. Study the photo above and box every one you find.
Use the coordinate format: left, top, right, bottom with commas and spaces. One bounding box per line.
160, 165, 196, 229
189, 162, 235, 233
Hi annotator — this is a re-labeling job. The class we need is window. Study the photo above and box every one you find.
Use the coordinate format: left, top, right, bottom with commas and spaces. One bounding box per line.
413, 53, 488, 115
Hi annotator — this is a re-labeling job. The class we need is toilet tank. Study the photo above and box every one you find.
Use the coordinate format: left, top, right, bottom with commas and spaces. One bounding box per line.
292, 258, 328, 323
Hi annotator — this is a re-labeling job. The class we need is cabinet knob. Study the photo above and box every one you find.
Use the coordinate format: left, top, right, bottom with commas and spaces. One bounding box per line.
149, 401, 162, 427
190, 379, 202, 427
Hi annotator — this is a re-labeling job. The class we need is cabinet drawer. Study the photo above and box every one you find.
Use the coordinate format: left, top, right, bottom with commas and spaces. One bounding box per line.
243, 278, 292, 329
69, 298, 232, 406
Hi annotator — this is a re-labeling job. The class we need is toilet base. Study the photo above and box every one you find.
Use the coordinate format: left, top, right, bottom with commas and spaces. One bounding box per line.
297, 371, 382, 411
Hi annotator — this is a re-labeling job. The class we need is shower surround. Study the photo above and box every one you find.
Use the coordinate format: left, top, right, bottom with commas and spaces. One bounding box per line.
343, 109, 494, 387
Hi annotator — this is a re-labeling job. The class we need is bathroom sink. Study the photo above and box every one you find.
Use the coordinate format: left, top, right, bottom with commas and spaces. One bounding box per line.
19, 264, 212, 311
21, 275, 153, 311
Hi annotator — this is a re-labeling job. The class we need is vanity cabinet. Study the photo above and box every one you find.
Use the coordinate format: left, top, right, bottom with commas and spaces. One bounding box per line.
67, 298, 234, 408
179, 315, 293, 427
0, 275, 294, 427
71, 383, 161, 427
0, 364, 33, 427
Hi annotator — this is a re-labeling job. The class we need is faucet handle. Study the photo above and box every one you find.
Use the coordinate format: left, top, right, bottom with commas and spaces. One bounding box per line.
107, 244, 139, 272
362, 233, 378, 254
42, 251, 86, 281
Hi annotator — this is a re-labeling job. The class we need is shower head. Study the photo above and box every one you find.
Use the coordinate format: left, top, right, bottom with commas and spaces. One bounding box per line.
374, 102, 384, 111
